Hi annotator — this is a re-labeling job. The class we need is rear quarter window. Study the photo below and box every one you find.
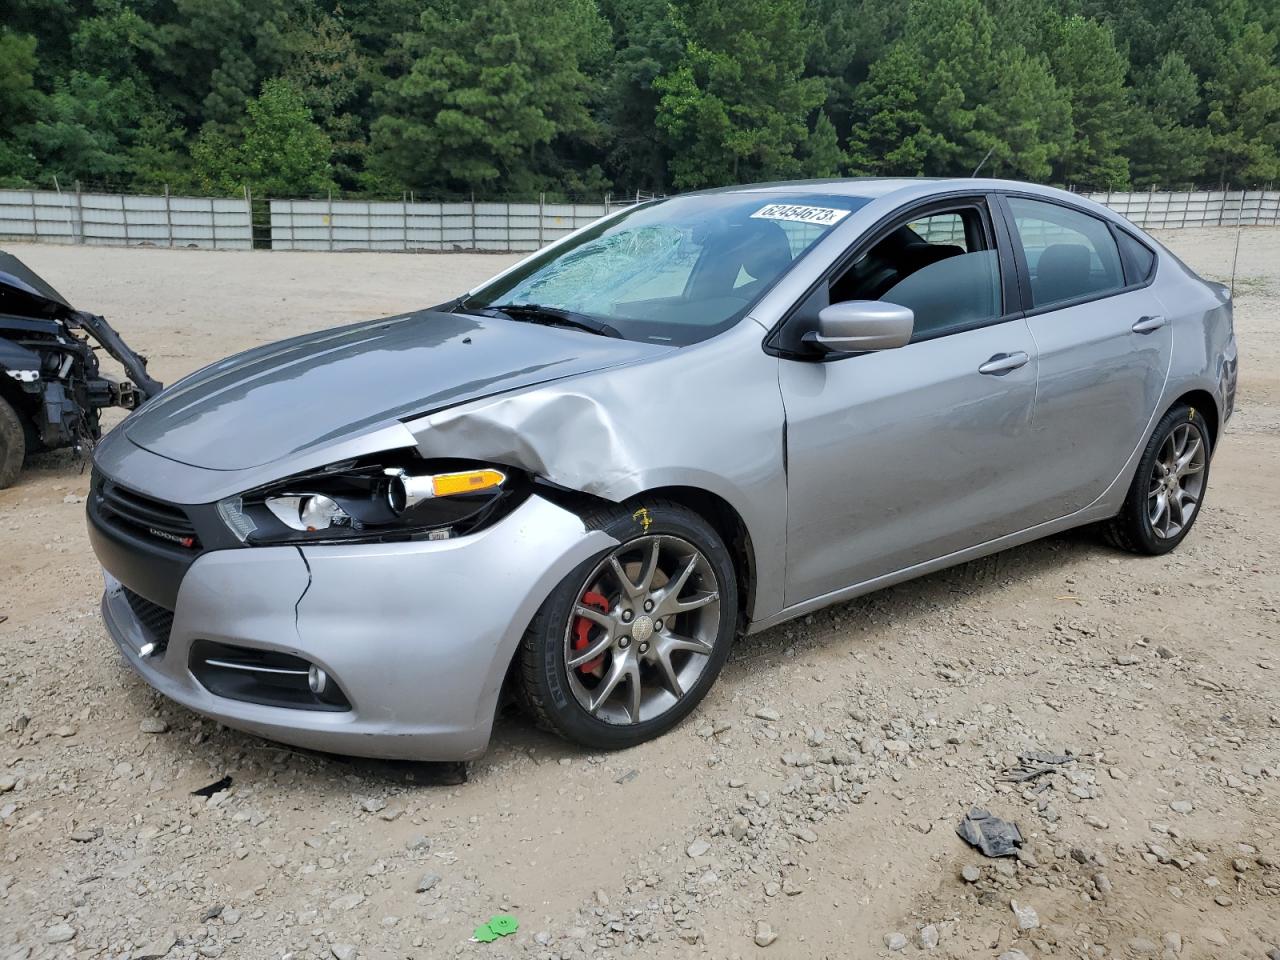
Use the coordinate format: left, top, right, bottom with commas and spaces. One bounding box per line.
1116, 230, 1156, 284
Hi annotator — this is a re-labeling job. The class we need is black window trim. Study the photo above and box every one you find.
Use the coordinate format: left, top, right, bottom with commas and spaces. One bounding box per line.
991, 191, 1159, 320
765, 192, 1023, 360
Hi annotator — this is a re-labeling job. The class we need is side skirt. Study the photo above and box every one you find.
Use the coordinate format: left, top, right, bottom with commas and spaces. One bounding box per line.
745, 500, 1117, 635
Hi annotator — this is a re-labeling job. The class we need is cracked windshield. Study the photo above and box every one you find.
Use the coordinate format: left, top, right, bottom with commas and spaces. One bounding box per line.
465, 194, 868, 344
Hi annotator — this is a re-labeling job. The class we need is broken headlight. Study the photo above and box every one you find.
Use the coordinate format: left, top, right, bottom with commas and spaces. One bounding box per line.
218, 452, 522, 545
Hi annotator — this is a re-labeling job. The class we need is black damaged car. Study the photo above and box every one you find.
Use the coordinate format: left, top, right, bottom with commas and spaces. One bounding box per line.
0, 250, 161, 487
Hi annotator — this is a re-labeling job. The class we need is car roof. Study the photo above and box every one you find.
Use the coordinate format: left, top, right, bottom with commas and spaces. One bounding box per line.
689, 177, 1080, 203
683, 177, 1134, 232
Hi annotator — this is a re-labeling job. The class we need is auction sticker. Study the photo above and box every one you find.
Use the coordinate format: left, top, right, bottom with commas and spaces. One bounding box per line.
750, 204, 851, 226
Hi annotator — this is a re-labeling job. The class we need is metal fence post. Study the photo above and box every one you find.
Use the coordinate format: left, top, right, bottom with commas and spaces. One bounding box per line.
505, 201, 511, 252
538, 193, 545, 249
29, 189, 38, 241
164, 184, 174, 248
209, 197, 217, 250
120, 193, 130, 245
470, 192, 477, 251
55, 175, 75, 243
327, 189, 335, 251
402, 192, 410, 251
74, 180, 83, 244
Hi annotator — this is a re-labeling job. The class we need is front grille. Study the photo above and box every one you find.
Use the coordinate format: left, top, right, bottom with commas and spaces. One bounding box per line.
96, 477, 200, 550
122, 587, 175, 647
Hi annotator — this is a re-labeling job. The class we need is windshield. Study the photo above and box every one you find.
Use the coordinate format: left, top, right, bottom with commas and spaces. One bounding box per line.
461, 192, 870, 345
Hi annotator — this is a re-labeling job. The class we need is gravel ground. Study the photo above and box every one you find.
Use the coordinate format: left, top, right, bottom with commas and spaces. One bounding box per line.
1, 230, 1278, 960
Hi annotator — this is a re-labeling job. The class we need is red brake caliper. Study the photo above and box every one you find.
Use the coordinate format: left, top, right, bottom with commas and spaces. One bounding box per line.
572, 589, 610, 675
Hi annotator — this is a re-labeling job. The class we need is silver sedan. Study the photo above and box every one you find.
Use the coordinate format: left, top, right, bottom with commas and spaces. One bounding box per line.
87, 178, 1238, 759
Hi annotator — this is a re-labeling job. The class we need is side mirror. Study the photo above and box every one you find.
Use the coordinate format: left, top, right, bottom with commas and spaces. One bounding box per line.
803, 301, 914, 355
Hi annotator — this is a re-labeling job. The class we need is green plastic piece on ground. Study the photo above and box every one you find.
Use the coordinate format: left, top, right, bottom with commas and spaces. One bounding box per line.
472, 923, 498, 943
489, 914, 518, 936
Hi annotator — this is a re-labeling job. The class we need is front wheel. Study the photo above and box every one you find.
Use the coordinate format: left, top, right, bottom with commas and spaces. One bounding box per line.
1104, 403, 1211, 555
518, 499, 738, 750
0, 395, 25, 490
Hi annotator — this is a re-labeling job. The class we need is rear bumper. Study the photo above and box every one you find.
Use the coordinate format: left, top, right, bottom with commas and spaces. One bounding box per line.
97, 495, 616, 760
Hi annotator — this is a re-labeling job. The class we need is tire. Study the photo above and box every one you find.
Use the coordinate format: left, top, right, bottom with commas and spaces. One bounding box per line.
518, 498, 738, 751
0, 395, 25, 490
1103, 403, 1211, 555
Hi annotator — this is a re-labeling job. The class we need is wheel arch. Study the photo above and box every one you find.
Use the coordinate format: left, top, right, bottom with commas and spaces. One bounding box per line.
629, 485, 756, 635
1170, 389, 1219, 452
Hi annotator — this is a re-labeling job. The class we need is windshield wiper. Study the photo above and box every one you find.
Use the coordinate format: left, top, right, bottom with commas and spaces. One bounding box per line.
484, 303, 622, 339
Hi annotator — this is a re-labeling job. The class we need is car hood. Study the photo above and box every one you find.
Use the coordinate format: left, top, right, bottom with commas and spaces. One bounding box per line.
124, 309, 669, 471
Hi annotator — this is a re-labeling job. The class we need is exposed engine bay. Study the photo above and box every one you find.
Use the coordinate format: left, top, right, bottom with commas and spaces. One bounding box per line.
0, 250, 161, 488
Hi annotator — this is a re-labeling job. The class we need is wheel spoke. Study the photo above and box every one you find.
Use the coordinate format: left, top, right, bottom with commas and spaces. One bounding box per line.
609, 555, 641, 599
661, 632, 714, 657
669, 590, 719, 614
589, 656, 629, 715
654, 646, 683, 698
574, 604, 615, 632
636, 539, 661, 594
623, 661, 642, 723
1150, 491, 1167, 529
567, 633, 612, 670
654, 553, 698, 613
1174, 436, 1203, 476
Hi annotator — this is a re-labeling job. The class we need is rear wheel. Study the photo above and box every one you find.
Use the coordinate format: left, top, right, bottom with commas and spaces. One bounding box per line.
1104, 403, 1210, 555
0, 396, 25, 490
518, 500, 737, 750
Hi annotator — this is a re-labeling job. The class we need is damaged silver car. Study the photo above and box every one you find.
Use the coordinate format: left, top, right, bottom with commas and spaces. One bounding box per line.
87, 179, 1238, 760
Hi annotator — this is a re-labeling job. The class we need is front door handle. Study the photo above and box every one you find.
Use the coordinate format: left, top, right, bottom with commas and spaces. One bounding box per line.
1131, 315, 1168, 334
978, 351, 1030, 376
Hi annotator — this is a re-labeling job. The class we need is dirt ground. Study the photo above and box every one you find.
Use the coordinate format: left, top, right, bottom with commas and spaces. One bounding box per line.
0, 229, 1277, 960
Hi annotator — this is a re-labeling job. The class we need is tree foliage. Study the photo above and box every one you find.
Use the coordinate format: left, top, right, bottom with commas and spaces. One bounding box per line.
0, 0, 1277, 196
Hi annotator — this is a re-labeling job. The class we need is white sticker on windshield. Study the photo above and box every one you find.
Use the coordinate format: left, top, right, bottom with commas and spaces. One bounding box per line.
750, 203, 851, 226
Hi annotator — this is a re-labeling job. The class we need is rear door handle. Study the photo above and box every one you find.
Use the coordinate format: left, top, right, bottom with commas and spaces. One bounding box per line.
978, 351, 1030, 376
1131, 315, 1168, 334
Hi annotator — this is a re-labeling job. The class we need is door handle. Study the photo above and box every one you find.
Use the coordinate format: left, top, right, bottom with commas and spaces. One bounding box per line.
1131, 315, 1168, 334
978, 351, 1030, 376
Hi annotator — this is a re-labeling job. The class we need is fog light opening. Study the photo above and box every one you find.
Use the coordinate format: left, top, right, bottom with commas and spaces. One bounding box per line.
308, 664, 328, 695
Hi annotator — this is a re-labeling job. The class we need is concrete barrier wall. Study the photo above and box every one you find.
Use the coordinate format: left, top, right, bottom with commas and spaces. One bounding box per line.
3, 188, 1277, 253
267, 198, 620, 252
0, 189, 252, 249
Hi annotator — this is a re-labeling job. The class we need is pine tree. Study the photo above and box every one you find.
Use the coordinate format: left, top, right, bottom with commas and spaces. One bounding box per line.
655, 0, 826, 189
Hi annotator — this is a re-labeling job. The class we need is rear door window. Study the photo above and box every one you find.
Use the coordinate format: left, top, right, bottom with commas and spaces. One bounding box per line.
1006, 197, 1125, 310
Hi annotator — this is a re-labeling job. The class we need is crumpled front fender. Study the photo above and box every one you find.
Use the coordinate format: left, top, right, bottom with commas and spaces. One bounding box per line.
405, 320, 788, 623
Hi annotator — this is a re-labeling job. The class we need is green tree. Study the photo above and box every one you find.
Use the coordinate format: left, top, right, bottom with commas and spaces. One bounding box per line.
0, 29, 41, 185
655, 0, 826, 189
848, 0, 1070, 181
281, 8, 370, 190
1204, 21, 1280, 183
369, 0, 610, 195
192, 78, 333, 195
801, 111, 847, 177
598, 0, 684, 192
25, 72, 153, 187
1050, 16, 1132, 187
153, 0, 306, 131
1128, 53, 1211, 186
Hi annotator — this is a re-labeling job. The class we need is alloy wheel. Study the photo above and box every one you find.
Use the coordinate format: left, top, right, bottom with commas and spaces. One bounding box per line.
1148, 422, 1206, 539
562, 535, 722, 725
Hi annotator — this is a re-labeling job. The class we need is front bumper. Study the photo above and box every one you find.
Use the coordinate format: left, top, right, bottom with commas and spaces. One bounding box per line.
98, 495, 616, 760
